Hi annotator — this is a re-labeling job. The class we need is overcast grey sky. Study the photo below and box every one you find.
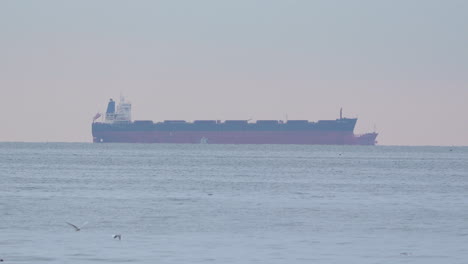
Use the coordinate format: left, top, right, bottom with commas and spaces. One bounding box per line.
1, 0, 467, 145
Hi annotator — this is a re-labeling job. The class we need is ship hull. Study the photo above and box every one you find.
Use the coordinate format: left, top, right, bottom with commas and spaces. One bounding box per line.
93, 98, 378, 145
92, 130, 377, 145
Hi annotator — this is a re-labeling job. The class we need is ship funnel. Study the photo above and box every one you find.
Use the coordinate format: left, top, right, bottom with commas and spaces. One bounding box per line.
106, 99, 115, 114
340, 108, 343, 119
105, 99, 116, 122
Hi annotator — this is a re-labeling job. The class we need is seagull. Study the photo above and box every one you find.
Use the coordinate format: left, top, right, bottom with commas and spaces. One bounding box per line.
113, 234, 122, 240
66, 221, 88, 231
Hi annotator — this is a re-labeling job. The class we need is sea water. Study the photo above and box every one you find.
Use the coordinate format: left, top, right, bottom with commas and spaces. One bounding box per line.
0, 143, 467, 263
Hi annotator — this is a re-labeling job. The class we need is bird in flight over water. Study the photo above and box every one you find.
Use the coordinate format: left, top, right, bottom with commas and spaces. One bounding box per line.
113, 234, 122, 240
66, 221, 88, 231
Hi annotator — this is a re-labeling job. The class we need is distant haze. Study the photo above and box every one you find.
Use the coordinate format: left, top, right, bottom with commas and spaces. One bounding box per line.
1, 0, 467, 145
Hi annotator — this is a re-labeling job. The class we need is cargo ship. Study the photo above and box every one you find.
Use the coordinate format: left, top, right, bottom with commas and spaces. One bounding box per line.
92, 98, 378, 145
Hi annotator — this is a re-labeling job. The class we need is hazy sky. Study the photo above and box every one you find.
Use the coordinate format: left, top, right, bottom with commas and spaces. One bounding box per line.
1, 0, 467, 145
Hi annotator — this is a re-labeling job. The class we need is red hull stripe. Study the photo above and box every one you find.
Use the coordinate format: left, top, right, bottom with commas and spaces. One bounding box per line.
93, 131, 377, 145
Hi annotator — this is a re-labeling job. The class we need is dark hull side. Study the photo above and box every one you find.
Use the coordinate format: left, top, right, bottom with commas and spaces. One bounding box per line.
92, 129, 378, 145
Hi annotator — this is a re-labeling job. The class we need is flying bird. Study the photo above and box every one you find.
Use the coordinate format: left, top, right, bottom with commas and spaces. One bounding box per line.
113, 234, 122, 240
66, 221, 88, 231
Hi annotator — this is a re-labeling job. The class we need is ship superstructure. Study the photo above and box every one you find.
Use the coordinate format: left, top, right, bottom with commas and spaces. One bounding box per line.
104, 97, 132, 123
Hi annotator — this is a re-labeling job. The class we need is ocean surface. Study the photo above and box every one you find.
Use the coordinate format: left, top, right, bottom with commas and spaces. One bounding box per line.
0, 143, 467, 264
